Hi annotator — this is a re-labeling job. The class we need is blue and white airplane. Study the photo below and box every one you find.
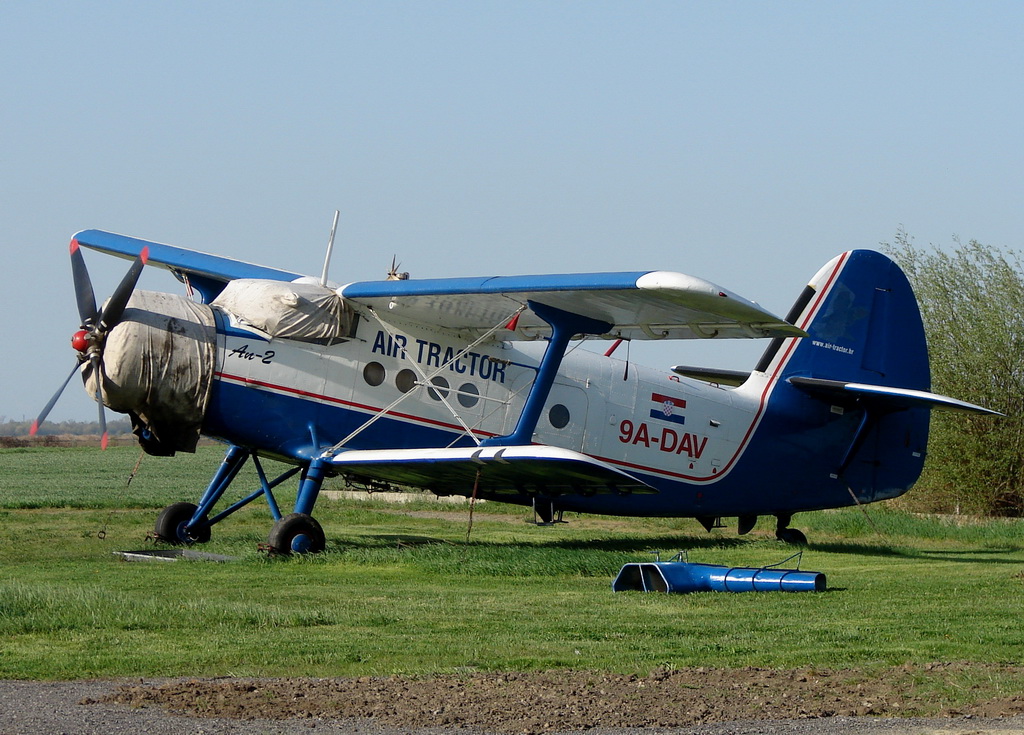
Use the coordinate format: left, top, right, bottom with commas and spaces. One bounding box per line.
33, 228, 998, 551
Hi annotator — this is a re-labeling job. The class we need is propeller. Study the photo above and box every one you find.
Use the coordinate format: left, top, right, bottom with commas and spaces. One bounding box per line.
30, 239, 149, 448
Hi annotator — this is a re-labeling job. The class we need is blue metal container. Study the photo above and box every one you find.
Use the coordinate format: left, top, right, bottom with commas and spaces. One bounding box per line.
612, 561, 826, 593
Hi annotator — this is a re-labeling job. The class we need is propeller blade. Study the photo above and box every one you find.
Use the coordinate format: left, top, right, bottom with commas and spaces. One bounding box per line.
30, 361, 83, 436
70, 239, 99, 328
90, 354, 109, 450
98, 246, 149, 333
98, 400, 108, 450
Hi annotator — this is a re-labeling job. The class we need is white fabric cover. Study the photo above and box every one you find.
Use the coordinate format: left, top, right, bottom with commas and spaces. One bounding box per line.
211, 279, 356, 341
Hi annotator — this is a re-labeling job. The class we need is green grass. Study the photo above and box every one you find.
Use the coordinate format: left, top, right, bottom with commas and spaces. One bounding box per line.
0, 445, 235, 509
1, 446, 1022, 684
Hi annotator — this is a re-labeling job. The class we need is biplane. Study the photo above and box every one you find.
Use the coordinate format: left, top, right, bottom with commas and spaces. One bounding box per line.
32, 226, 998, 551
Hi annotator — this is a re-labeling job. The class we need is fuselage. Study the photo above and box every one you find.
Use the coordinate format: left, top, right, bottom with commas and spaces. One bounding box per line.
201, 308, 919, 519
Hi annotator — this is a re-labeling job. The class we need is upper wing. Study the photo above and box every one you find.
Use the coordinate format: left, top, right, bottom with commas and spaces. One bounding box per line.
73, 229, 303, 302
341, 272, 805, 342
323, 445, 657, 496
74, 229, 804, 342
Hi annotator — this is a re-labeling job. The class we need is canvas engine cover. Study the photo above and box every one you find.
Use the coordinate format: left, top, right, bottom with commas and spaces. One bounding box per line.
84, 290, 217, 453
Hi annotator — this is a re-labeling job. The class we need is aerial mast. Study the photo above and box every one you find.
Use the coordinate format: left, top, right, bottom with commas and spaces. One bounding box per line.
319, 209, 340, 287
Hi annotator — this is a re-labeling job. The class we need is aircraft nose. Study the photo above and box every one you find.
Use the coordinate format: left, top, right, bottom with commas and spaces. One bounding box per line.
83, 290, 218, 455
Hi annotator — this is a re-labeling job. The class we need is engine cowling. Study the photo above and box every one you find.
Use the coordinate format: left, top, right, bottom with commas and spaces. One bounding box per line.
83, 290, 217, 454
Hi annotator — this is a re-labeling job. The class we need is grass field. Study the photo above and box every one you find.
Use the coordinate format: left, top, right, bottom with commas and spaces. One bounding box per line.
1, 445, 1023, 690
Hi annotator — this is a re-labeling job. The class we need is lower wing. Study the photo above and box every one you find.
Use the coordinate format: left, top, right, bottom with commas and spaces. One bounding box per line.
323, 445, 657, 497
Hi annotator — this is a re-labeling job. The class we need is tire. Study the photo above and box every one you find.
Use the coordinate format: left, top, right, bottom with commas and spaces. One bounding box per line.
154, 502, 211, 544
267, 513, 326, 554
776, 527, 808, 546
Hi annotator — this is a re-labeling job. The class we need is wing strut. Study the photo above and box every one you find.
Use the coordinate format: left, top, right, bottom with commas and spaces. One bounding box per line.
482, 301, 613, 447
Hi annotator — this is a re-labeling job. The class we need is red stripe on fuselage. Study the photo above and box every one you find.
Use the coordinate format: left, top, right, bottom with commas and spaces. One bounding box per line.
604, 252, 850, 484
214, 371, 498, 438
708, 251, 850, 477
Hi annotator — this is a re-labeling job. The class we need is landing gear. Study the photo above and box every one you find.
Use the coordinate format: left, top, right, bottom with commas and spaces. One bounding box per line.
267, 513, 326, 554
774, 514, 808, 545
154, 502, 211, 544
151, 446, 331, 553
532, 498, 566, 525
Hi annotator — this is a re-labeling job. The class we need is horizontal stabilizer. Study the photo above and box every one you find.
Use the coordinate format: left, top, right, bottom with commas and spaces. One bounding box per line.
323, 445, 657, 496
788, 377, 1002, 415
672, 365, 751, 387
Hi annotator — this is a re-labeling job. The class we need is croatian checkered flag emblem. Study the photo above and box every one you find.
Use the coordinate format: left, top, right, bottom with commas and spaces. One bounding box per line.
650, 393, 686, 425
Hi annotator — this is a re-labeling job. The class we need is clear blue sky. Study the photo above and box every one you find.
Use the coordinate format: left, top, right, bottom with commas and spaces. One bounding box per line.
3, 1, 1022, 422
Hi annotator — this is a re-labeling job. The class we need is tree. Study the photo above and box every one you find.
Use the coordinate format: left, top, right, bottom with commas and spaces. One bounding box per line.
884, 229, 1024, 515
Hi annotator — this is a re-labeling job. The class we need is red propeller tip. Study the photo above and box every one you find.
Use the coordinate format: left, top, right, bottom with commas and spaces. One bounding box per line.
29, 420, 39, 436
101, 432, 109, 450
69, 238, 81, 254
140, 246, 150, 265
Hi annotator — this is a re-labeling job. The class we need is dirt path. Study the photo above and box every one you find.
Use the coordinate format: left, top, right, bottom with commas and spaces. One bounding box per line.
5, 664, 1023, 735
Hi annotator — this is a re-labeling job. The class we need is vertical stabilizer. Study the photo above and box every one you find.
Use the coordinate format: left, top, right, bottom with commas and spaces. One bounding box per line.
757, 250, 929, 391
752, 250, 932, 505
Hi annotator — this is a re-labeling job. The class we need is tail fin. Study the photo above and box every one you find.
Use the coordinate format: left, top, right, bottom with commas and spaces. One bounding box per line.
756, 250, 930, 389
752, 250, 996, 506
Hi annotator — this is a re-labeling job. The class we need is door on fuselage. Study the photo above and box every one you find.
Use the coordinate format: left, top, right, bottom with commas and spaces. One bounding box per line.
504, 369, 590, 452
538, 382, 592, 453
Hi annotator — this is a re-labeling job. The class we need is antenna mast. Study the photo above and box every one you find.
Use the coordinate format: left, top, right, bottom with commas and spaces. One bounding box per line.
320, 210, 340, 287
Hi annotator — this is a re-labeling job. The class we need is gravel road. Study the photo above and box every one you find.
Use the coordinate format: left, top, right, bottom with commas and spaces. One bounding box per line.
3, 679, 1024, 735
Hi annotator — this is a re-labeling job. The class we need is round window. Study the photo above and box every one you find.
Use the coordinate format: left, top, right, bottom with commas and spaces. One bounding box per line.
363, 362, 386, 387
457, 382, 480, 408
396, 369, 417, 394
428, 376, 450, 401
549, 404, 570, 429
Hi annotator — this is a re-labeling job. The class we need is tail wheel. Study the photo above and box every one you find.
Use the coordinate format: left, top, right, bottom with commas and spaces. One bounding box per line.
155, 502, 211, 544
267, 513, 326, 554
776, 527, 808, 545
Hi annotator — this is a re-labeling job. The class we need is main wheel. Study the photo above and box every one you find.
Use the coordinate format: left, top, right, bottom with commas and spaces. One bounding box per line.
154, 502, 211, 544
267, 513, 326, 554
